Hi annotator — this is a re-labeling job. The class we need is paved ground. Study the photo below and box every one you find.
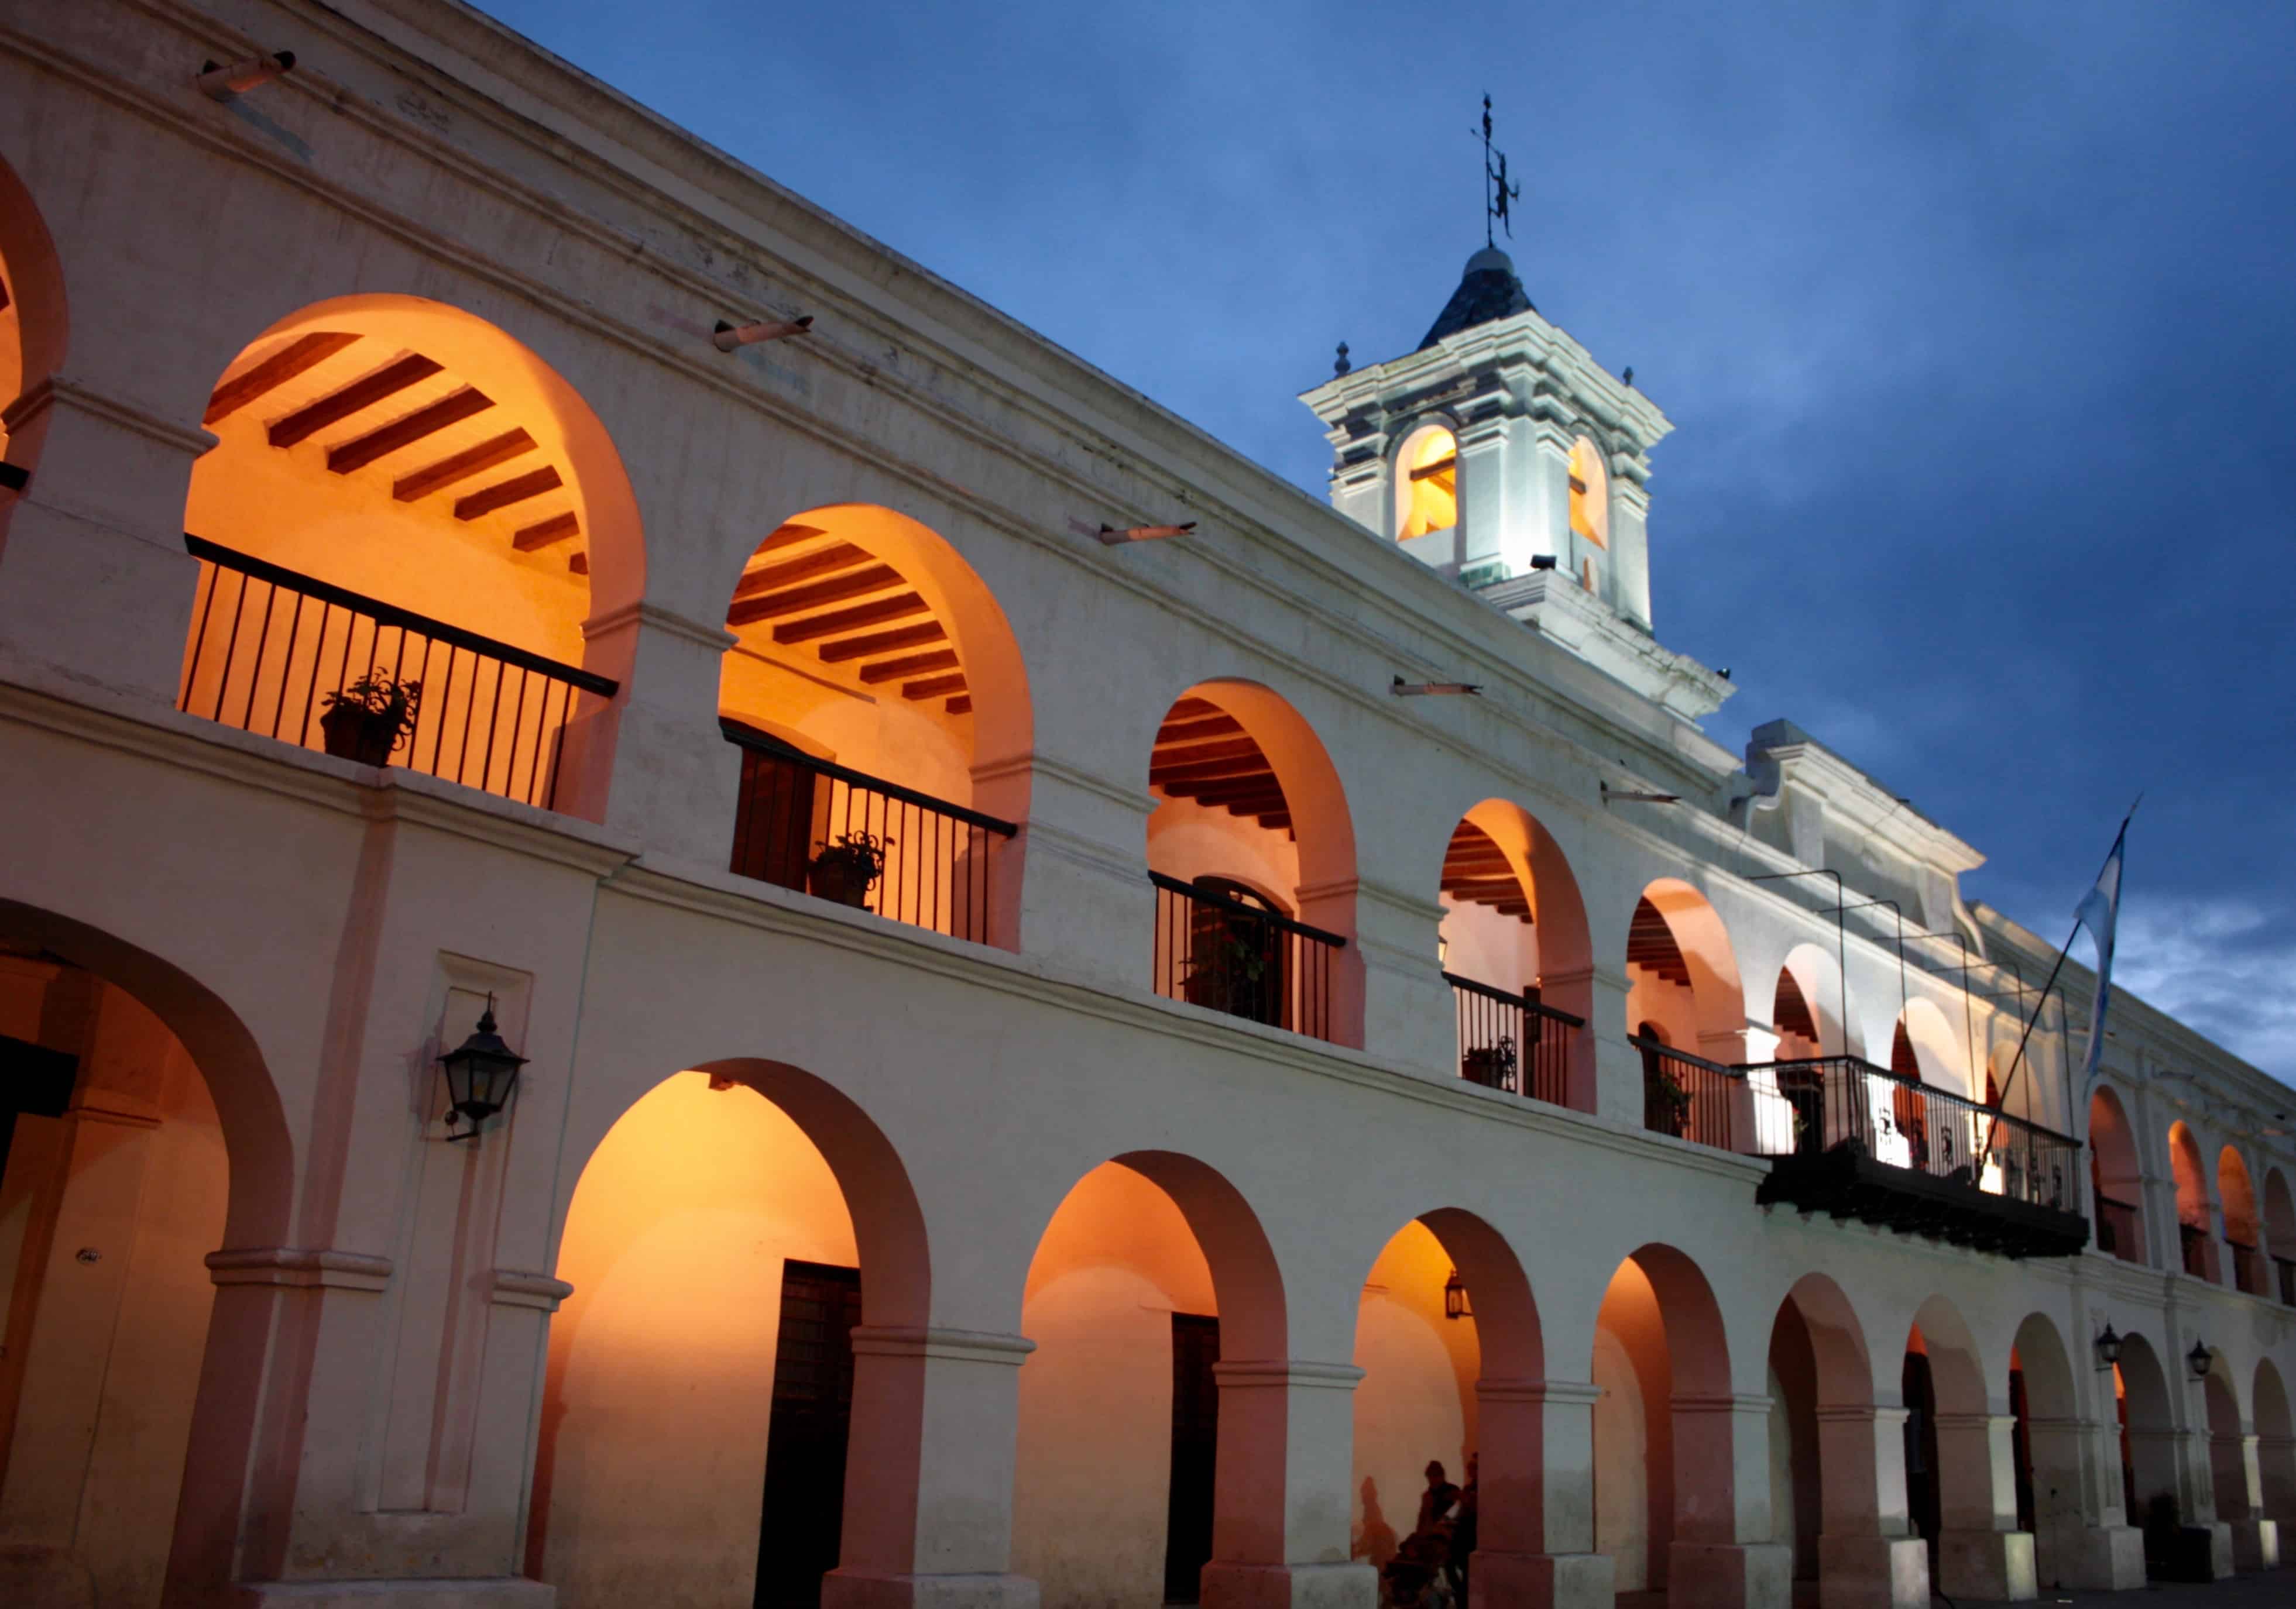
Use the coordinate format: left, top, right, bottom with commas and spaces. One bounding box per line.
1614, 1572, 2296, 1608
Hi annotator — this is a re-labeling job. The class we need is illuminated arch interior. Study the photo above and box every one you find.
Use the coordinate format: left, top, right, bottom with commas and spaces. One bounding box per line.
1569, 436, 1609, 547
1397, 424, 1458, 540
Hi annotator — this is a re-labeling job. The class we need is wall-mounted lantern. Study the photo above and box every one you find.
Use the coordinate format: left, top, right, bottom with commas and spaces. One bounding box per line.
1443, 1268, 1471, 1322
2093, 1323, 2122, 1371
438, 995, 526, 1142
2188, 1340, 2214, 1380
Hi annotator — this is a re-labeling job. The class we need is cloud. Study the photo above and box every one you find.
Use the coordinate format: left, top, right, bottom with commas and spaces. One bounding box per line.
2113, 898, 2296, 1085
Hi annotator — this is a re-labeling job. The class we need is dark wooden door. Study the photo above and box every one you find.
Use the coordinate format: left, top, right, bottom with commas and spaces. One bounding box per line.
729, 733, 820, 892
1164, 1313, 1220, 1604
757, 1260, 863, 1609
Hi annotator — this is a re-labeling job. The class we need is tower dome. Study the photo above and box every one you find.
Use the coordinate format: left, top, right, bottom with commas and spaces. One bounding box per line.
1417, 246, 1535, 350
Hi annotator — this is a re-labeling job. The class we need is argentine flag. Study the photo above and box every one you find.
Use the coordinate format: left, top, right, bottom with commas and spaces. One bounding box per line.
2074, 817, 2130, 1097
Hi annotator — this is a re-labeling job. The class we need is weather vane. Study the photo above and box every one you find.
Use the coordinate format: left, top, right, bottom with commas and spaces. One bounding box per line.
1474, 94, 1521, 246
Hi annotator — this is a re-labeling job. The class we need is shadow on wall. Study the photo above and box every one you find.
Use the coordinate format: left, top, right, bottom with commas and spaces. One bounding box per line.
1354, 1477, 1398, 1570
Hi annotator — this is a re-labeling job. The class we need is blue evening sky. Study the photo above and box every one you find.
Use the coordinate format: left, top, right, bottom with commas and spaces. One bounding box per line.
469, 1, 2296, 1078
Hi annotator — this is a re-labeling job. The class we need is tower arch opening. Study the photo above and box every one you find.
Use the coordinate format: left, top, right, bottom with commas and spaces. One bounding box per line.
1395, 422, 1459, 542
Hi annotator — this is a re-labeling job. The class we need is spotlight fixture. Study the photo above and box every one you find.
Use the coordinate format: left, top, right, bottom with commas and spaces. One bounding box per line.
1529, 554, 1558, 571
1096, 521, 1196, 545
1392, 675, 1482, 697
713, 314, 813, 351
1717, 668, 1732, 680
0, 462, 26, 498
2093, 1323, 2122, 1371
1443, 1268, 1471, 1321
196, 50, 297, 100
2187, 1340, 2213, 1380
1601, 781, 1680, 806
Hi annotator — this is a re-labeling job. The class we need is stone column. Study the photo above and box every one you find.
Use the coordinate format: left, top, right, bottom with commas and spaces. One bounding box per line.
1344, 879, 1449, 1071
1202, 1360, 1374, 1609
970, 752, 1149, 979
2216, 1427, 2280, 1572
1931, 1412, 2036, 1600
1453, 414, 1513, 579
1608, 476, 1653, 631
560, 601, 740, 862
2259, 1432, 2296, 1525
0, 377, 208, 709
1669, 1394, 1793, 1609
2032, 1415, 2141, 1590
1293, 881, 1370, 1056
1468, 1379, 1611, 1609
1812, 1405, 1928, 1609
1588, 968, 1641, 1127
824, 1326, 1039, 1609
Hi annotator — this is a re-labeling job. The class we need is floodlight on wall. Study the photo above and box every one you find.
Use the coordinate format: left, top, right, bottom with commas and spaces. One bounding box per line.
1443, 1268, 1471, 1321
196, 51, 296, 100
714, 315, 813, 351
437, 995, 527, 1142
1601, 781, 1680, 806
0, 462, 26, 500
1392, 675, 1482, 697
1097, 522, 1196, 545
2094, 1323, 2122, 1371
1529, 554, 1558, 571
2188, 1340, 2213, 1380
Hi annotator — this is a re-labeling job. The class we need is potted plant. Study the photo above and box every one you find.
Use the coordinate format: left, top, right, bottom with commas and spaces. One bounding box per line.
1461, 1036, 1517, 1093
1645, 1067, 1693, 1137
806, 831, 889, 909
320, 674, 421, 766
1185, 931, 1272, 1021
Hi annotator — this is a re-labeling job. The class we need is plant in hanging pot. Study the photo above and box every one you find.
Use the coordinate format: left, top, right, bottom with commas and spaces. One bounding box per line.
806, 832, 890, 909
319, 674, 422, 767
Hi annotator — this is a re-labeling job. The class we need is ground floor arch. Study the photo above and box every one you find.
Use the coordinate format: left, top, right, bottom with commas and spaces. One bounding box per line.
1902, 1294, 2032, 1597
2115, 1333, 2178, 1528
2009, 1312, 2082, 1588
2257, 1359, 2296, 1526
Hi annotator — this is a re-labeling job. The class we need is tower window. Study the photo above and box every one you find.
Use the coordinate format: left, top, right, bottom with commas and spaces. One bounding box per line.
1397, 425, 1458, 540
1569, 437, 1609, 548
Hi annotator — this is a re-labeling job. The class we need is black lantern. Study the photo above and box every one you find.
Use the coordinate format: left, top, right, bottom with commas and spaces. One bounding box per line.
1443, 1268, 1471, 1322
2188, 1340, 2213, 1380
2093, 1323, 2123, 1371
438, 995, 526, 1141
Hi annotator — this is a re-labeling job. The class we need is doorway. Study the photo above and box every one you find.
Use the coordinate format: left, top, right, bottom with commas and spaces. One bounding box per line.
757, 1260, 863, 1609
1164, 1313, 1220, 1603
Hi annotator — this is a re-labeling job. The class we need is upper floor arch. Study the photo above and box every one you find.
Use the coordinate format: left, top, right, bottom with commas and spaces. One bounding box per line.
0, 150, 66, 498
1625, 878, 1746, 1061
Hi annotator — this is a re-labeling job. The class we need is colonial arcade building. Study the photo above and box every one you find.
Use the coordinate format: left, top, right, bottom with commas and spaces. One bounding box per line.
0, 6, 2290, 1609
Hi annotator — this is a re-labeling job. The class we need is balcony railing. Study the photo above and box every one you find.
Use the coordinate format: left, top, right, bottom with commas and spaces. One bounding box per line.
1445, 974, 1583, 1105
2277, 1255, 2296, 1307
179, 536, 616, 810
1631, 1037, 1741, 1150
1151, 872, 1343, 1043
2180, 1223, 2211, 1280
2228, 1239, 2263, 1297
1744, 1056, 2087, 1257
2094, 1193, 2143, 1263
722, 719, 1016, 944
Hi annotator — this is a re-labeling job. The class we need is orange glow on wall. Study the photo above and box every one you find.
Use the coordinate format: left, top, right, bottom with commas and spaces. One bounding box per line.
1399, 427, 1458, 539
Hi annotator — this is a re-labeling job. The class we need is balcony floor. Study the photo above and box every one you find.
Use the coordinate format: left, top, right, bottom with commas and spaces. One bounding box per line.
1756, 1146, 2091, 1259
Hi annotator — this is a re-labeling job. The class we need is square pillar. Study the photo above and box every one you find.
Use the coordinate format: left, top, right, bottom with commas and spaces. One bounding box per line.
1931, 1413, 2035, 1601
1812, 1407, 1927, 1609
1669, 1395, 1792, 1609
1202, 1361, 1375, 1609
1470, 1379, 1611, 1609
559, 602, 740, 862
2027, 1416, 2141, 1590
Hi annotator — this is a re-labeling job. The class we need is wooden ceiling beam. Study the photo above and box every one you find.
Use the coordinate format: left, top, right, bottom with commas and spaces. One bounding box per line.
748, 522, 828, 559
1153, 714, 1244, 745
901, 672, 968, 701
392, 428, 536, 501
512, 511, 581, 552
772, 592, 929, 644
327, 386, 494, 474
204, 331, 360, 425
858, 649, 960, 685
1166, 697, 1222, 721
1150, 737, 1268, 769
455, 465, 562, 521
729, 564, 902, 627
269, 354, 443, 447
733, 541, 873, 600
945, 695, 973, 716
818, 621, 948, 663
1154, 758, 1276, 788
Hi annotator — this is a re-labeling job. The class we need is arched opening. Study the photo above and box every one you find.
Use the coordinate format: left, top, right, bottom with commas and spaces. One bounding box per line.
1395, 424, 1458, 542
2266, 1170, 2296, 1304
0, 900, 289, 1609
2218, 1147, 2263, 1295
1567, 437, 1609, 549
1434, 802, 1592, 1109
1765, 1274, 1892, 1597
1145, 682, 1358, 1045
713, 504, 1033, 946
2254, 1360, 2295, 1527
1591, 1244, 1733, 1594
2009, 1314, 2082, 1587
2114, 1333, 2178, 1537
1902, 1295, 2023, 1594
1348, 1210, 1540, 1604
2089, 1088, 2146, 1264
0, 152, 67, 541
1626, 881, 1745, 1145
2167, 1123, 2216, 1281
180, 295, 642, 812
1010, 1153, 1285, 1608
2204, 1368, 2251, 1528
530, 1060, 929, 1609
1879, 1001, 1977, 1178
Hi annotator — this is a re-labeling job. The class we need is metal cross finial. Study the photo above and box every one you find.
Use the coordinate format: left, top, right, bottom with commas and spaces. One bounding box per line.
1474, 94, 1522, 246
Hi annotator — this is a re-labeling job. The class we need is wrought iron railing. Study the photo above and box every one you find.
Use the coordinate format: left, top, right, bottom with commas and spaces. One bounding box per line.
722, 719, 1016, 944
179, 537, 616, 809
2094, 1193, 2143, 1263
2228, 1239, 2264, 1297
1740, 1056, 2079, 1212
1444, 974, 1583, 1105
1151, 872, 1343, 1043
2277, 1255, 2296, 1307
1631, 1036, 1742, 1150
2179, 1223, 2212, 1280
